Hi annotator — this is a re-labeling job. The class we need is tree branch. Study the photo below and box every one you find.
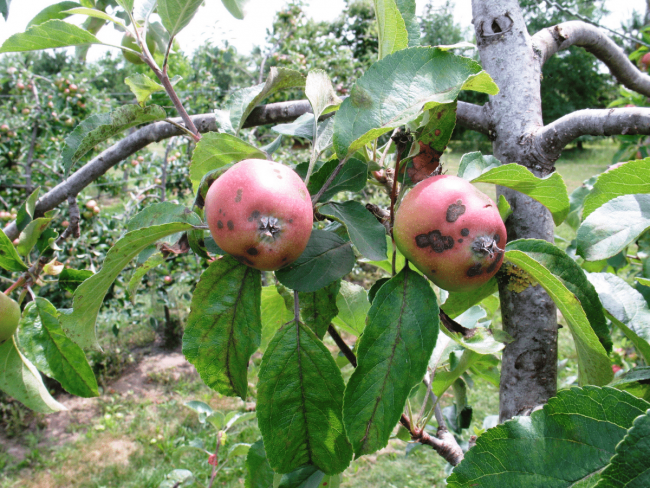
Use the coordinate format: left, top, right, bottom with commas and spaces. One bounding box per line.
532, 21, 650, 97
535, 107, 650, 159
457, 101, 490, 136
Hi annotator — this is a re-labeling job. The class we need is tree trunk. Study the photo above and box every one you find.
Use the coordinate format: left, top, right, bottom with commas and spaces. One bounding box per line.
471, 0, 559, 421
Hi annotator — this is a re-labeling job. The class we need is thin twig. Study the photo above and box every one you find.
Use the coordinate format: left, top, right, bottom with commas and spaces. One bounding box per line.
311, 156, 349, 205
327, 325, 357, 367
207, 430, 223, 488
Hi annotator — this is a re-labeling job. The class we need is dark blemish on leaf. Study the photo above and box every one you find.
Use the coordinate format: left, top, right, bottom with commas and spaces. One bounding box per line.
227, 220, 234, 230
446, 200, 466, 223
458, 238, 463, 243
435, 129, 441, 136
246, 247, 259, 256
461, 228, 470, 236
487, 252, 504, 273
233, 255, 255, 266
494, 234, 501, 243
217, 220, 223, 229
415, 234, 430, 248
248, 210, 261, 222
437, 111, 443, 119
467, 263, 483, 277
235, 189, 243, 202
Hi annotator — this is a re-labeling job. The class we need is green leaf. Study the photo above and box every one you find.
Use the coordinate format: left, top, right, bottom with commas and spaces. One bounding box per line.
58, 269, 93, 293
272, 113, 314, 140
229, 68, 305, 135
432, 350, 495, 397
366, 235, 408, 275
183, 257, 261, 399
609, 367, 650, 402
507, 239, 611, 353
305, 70, 342, 121
16, 217, 52, 256
457, 151, 501, 181
18, 298, 98, 398
115, 0, 134, 13
472, 164, 570, 226
447, 387, 650, 488
0, 19, 102, 53
27, 2, 80, 27
0, 0, 10, 21
257, 319, 352, 474
577, 194, 650, 261
441, 306, 509, 356
15, 187, 39, 234
394, 0, 419, 47
0, 337, 66, 413
587, 272, 650, 364
597, 408, 650, 487
505, 242, 613, 386
308, 158, 368, 202
299, 281, 340, 339
0, 229, 28, 272
373, 0, 408, 59
331, 281, 370, 337
62, 105, 166, 174
157, 0, 203, 37
497, 194, 513, 222
319, 201, 387, 261
567, 176, 597, 230
60, 222, 193, 349
189, 132, 265, 194
275, 230, 355, 293
124, 74, 164, 106
245, 440, 274, 488
62, 7, 125, 27
184, 400, 214, 423
583, 158, 650, 219
228, 443, 252, 459
333, 47, 498, 159
442, 278, 498, 319
126, 202, 201, 233
343, 266, 439, 456
260, 286, 293, 353
221, 0, 249, 20
127, 252, 165, 302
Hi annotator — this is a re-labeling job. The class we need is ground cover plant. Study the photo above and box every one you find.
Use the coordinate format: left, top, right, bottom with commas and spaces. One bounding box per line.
1, 0, 650, 486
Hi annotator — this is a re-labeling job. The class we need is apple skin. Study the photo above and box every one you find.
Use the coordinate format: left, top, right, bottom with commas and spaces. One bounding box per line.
204, 159, 313, 271
0, 293, 21, 344
393, 175, 506, 292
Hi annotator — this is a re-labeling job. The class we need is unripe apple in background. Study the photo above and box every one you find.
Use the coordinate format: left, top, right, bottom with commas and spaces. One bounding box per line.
393, 175, 506, 292
640, 52, 650, 71
131, 159, 139, 167
92, 206, 100, 215
204, 159, 313, 271
16, 82, 24, 90
137, 155, 144, 162
0, 293, 21, 344
86, 200, 97, 210
163, 275, 173, 284
62, 220, 70, 228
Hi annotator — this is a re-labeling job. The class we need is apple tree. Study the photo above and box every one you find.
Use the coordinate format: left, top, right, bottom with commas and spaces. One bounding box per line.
1, 0, 650, 485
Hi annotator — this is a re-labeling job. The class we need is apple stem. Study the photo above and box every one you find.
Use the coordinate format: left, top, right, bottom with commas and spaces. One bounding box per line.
4, 276, 24, 296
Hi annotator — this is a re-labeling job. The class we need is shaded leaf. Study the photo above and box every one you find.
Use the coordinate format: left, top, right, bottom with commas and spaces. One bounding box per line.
127, 252, 165, 302
319, 201, 387, 261
62, 105, 166, 174
260, 286, 293, 353
299, 281, 340, 339
373, 0, 408, 59
441, 278, 498, 319
124, 74, 164, 106
0, 337, 65, 413
245, 440, 274, 488
157, 0, 203, 37
276, 230, 355, 293
308, 158, 368, 202
343, 266, 439, 456
257, 319, 352, 474
18, 298, 98, 397
331, 281, 370, 337
609, 367, 650, 402
0, 229, 28, 272
27, 1, 80, 27
60, 222, 194, 349
183, 256, 261, 399
457, 151, 501, 181
58, 269, 93, 293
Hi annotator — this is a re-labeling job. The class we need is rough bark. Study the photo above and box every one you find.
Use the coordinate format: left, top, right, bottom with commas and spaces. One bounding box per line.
471, 0, 558, 422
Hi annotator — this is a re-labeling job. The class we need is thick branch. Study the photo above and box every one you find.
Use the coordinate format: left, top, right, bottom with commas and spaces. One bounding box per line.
532, 21, 650, 98
457, 101, 490, 135
536, 107, 650, 159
